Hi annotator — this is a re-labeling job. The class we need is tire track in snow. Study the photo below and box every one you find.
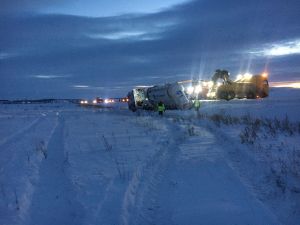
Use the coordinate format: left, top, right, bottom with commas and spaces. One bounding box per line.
200, 121, 283, 224
121, 146, 168, 225
16, 116, 61, 225
0, 113, 61, 225
121, 114, 280, 225
0, 117, 42, 148
160, 115, 280, 225
121, 118, 184, 225
0, 116, 52, 174
25, 115, 84, 225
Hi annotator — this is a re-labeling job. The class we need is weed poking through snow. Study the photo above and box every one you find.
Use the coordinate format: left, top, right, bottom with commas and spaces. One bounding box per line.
36, 141, 47, 159
102, 135, 112, 151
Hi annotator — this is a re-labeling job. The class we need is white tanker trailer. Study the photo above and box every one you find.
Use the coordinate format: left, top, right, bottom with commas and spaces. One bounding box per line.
127, 82, 192, 111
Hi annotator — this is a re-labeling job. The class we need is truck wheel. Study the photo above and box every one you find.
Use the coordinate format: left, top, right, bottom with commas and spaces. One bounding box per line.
258, 91, 268, 98
129, 105, 137, 112
226, 91, 235, 100
217, 91, 226, 100
246, 92, 255, 99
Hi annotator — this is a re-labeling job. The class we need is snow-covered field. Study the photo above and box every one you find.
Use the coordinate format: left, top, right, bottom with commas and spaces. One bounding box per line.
0, 87, 299, 225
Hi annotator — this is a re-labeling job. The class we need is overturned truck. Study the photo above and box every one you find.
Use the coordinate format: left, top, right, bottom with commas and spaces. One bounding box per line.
127, 82, 192, 112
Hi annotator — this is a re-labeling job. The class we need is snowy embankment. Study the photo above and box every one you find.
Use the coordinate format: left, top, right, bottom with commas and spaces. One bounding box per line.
0, 87, 299, 225
200, 87, 300, 121
167, 87, 300, 224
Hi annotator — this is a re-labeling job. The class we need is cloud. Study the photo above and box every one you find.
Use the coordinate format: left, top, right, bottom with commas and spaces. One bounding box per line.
263, 40, 300, 56
72, 85, 90, 89
0, 0, 70, 14
0, 0, 190, 17
33, 74, 71, 79
0, 52, 18, 60
89, 31, 147, 40
0, 0, 300, 98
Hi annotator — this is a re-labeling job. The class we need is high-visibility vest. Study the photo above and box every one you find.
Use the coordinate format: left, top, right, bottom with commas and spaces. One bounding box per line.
194, 100, 200, 108
158, 104, 165, 112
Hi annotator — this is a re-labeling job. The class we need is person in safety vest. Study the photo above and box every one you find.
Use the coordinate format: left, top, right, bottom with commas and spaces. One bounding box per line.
194, 99, 201, 111
157, 101, 165, 116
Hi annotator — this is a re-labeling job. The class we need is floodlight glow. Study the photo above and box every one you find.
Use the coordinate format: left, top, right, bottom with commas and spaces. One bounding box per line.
208, 81, 214, 88
104, 99, 110, 103
207, 92, 216, 98
187, 86, 194, 94
244, 73, 253, 79
236, 74, 243, 80
194, 85, 202, 94
93, 100, 97, 104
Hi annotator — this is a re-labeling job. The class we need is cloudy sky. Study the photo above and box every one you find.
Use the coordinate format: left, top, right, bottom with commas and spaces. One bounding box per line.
1, 0, 300, 99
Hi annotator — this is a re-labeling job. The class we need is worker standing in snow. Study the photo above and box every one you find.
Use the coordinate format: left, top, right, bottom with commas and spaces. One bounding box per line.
194, 98, 201, 111
157, 101, 165, 116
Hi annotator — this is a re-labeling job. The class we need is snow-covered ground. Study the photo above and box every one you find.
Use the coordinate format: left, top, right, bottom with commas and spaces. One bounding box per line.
0, 87, 299, 225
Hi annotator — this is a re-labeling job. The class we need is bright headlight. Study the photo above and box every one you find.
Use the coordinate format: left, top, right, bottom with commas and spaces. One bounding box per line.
80, 100, 88, 104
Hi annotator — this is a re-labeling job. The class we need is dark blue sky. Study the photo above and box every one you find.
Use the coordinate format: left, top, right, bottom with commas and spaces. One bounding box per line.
1, 0, 300, 99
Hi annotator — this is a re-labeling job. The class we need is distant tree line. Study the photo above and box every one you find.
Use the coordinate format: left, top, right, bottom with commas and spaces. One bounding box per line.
0, 99, 81, 104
